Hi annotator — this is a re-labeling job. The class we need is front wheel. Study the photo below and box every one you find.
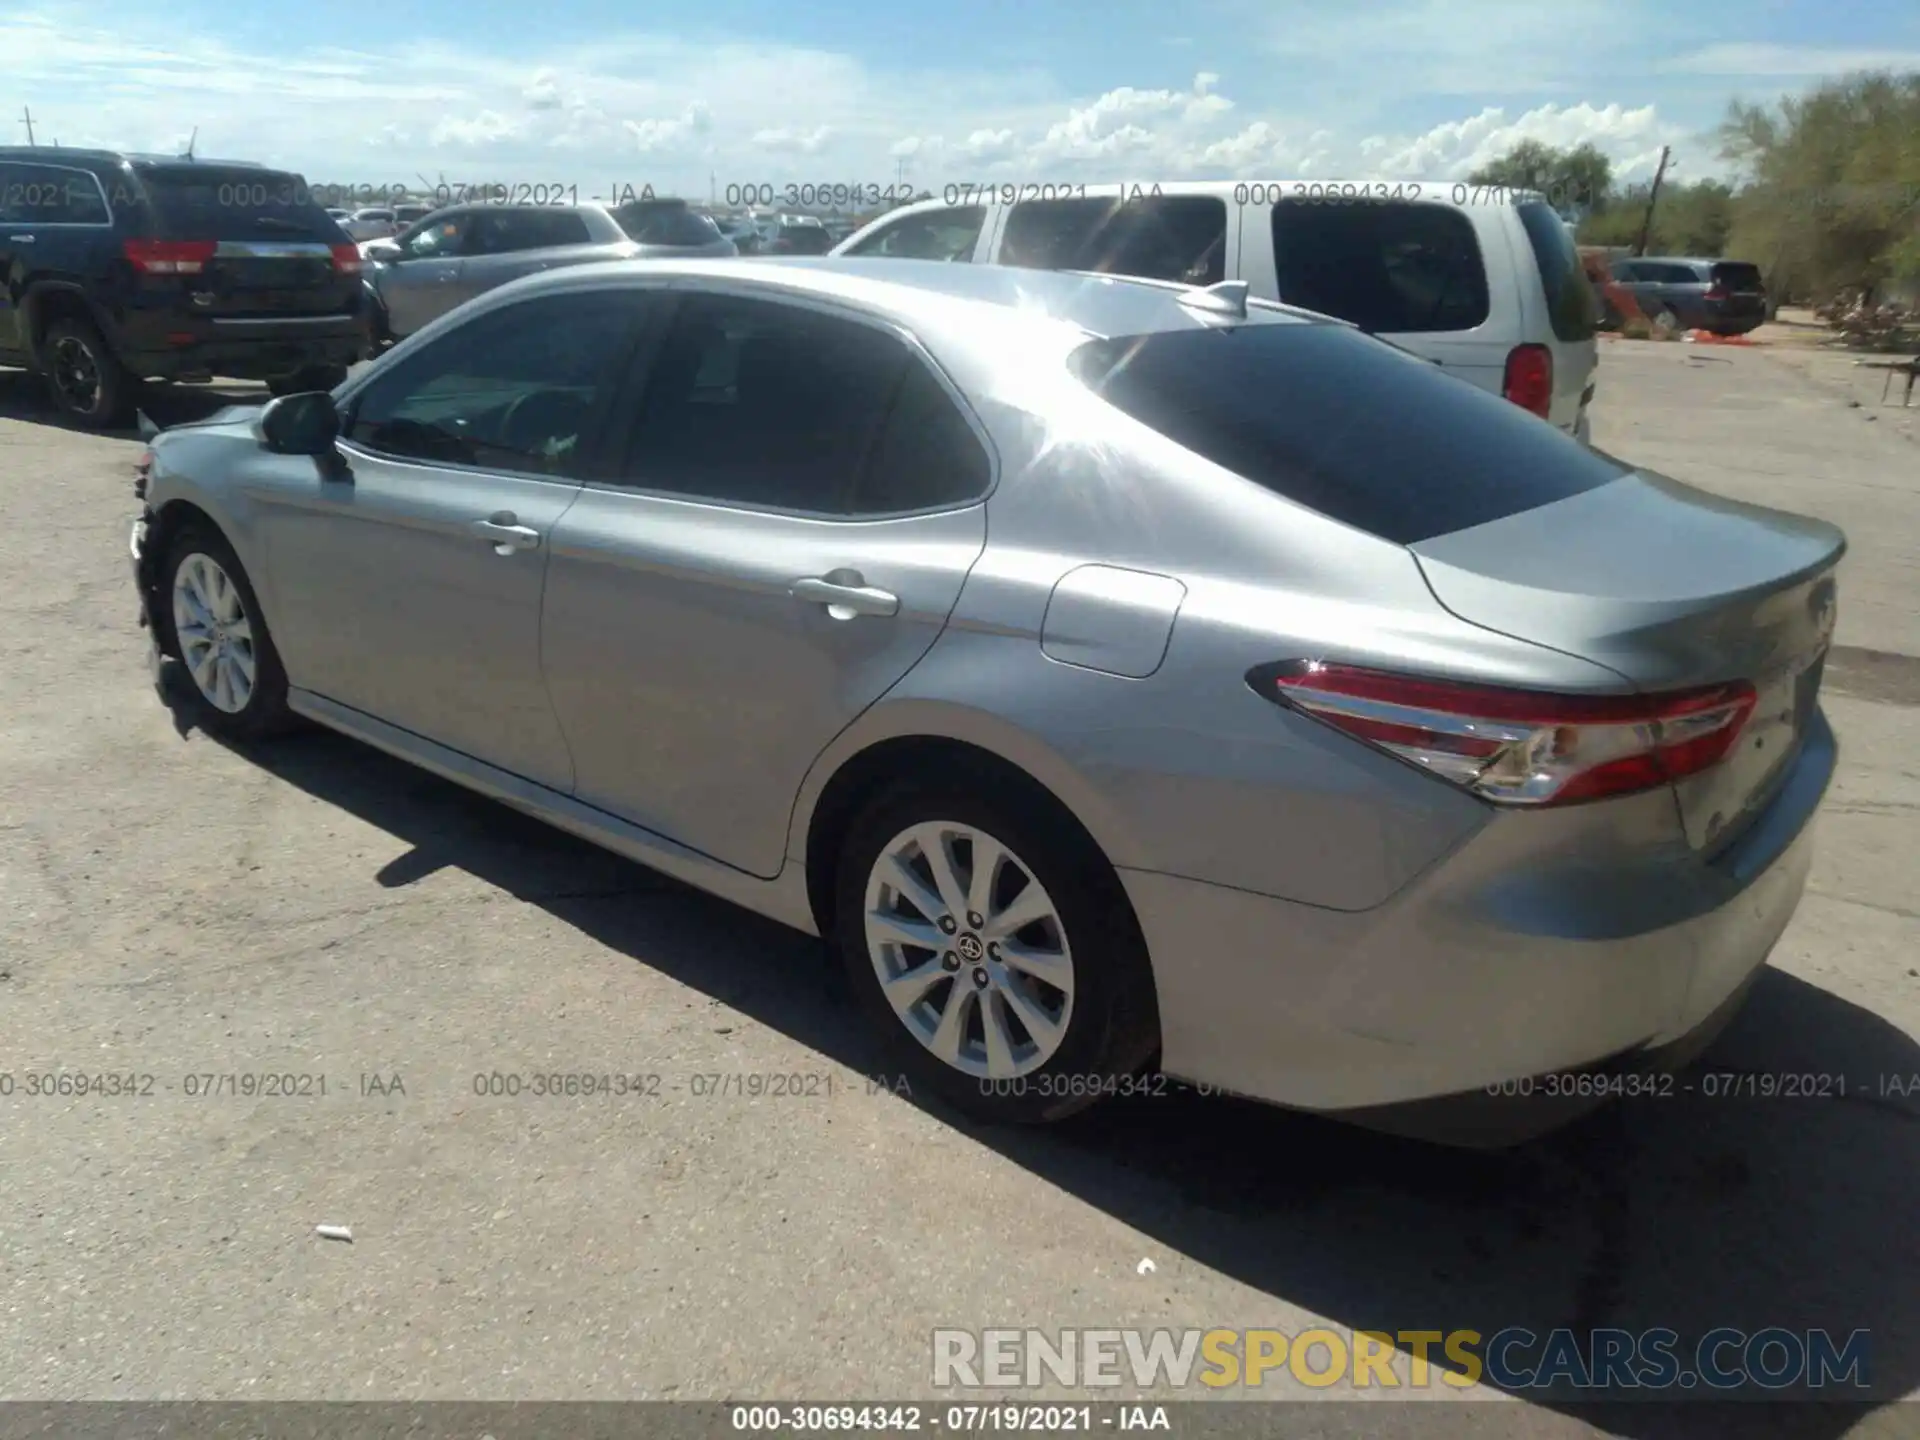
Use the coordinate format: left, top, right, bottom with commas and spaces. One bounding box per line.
160, 523, 297, 741
833, 780, 1159, 1124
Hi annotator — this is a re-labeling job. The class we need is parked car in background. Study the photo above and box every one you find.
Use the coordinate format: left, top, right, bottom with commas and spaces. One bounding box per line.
393, 202, 432, 228
326, 207, 352, 222
132, 256, 1840, 1143
1604, 257, 1769, 336
0, 146, 364, 425
341, 207, 401, 242
360, 203, 645, 345
835, 182, 1600, 441
765, 216, 833, 255
606, 197, 737, 257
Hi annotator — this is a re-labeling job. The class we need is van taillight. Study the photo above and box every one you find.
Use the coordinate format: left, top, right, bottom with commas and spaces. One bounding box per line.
123, 239, 217, 275
1503, 343, 1553, 419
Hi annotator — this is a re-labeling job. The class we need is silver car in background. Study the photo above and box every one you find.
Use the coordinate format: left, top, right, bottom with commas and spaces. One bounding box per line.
128, 258, 1843, 1144
361, 200, 735, 345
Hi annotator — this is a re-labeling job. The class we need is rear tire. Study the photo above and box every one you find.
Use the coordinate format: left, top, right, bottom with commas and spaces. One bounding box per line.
42, 317, 134, 428
159, 521, 298, 742
832, 778, 1160, 1125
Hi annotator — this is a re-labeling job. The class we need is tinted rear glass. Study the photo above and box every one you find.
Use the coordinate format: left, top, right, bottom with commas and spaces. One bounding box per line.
136, 165, 341, 240
1068, 322, 1626, 545
1712, 261, 1764, 291
1515, 199, 1597, 342
1002, 196, 1227, 285
614, 203, 722, 246
1270, 200, 1489, 333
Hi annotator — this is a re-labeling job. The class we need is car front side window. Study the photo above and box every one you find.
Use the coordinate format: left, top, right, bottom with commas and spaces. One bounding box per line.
344, 291, 641, 477
401, 218, 465, 258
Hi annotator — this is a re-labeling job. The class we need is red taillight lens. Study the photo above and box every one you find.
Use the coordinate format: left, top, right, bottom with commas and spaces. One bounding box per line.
134, 448, 153, 499
1253, 662, 1757, 807
123, 239, 217, 275
330, 243, 363, 275
1706, 283, 1728, 300
1503, 343, 1553, 419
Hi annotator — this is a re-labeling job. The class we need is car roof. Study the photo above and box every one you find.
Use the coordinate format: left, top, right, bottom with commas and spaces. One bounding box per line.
0, 148, 272, 168
501, 255, 1328, 342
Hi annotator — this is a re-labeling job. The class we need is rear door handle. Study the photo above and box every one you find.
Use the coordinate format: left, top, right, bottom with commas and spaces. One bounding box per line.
473, 514, 541, 553
791, 575, 899, 619
8, 235, 34, 243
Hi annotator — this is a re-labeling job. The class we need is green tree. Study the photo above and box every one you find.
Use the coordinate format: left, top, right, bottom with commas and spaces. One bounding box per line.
1718, 70, 1920, 302
1467, 140, 1615, 214
1577, 179, 1734, 255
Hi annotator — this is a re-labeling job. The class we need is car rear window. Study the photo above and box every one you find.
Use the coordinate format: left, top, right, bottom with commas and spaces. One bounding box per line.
1515, 199, 1597, 343
1002, 196, 1227, 286
1269, 200, 1489, 333
135, 165, 342, 241
1068, 322, 1627, 546
613, 202, 722, 246
1711, 261, 1765, 292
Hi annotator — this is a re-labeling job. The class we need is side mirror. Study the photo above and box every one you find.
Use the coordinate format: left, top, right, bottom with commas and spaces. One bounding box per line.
363, 240, 402, 262
260, 391, 341, 456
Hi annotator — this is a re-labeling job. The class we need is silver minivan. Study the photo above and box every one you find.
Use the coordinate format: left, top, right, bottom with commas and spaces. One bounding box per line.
833, 181, 1599, 441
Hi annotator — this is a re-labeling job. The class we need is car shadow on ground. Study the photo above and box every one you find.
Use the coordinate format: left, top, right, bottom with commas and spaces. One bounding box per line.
0, 369, 266, 435
158, 672, 1918, 1439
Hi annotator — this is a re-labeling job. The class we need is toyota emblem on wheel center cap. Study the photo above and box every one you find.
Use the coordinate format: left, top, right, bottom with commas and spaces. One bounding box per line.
956, 933, 984, 962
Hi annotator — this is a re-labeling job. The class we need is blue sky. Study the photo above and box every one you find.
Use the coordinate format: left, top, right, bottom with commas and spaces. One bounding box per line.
7, 0, 1918, 198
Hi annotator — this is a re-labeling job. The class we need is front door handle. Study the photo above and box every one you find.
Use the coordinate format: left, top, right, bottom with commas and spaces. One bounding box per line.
791, 575, 899, 619
8, 235, 35, 243
473, 514, 541, 553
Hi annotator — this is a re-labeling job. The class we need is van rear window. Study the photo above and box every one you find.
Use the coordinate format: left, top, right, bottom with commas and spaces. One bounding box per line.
1711, 262, 1765, 292
1515, 199, 1597, 343
136, 165, 341, 241
1269, 200, 1489, 334
1068, 321, 1626, 545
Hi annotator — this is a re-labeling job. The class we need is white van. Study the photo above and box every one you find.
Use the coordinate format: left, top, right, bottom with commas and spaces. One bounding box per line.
832, 181, 1598, 441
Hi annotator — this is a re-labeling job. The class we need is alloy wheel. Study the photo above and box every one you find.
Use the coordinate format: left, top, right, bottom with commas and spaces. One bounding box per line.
171, 553, 257, 714
863, 821, 1076, 1080
50, 335, 102, 414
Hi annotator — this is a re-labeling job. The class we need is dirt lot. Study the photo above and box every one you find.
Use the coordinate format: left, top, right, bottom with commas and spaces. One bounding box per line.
1, 341, 1916, 1438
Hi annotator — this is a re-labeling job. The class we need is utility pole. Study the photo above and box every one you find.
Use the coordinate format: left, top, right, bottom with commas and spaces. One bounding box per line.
1634, 145, 1672, 257
20, 106, 36, 146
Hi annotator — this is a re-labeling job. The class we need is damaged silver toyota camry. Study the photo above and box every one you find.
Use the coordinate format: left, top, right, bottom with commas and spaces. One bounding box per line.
128, 257, 1843, 1143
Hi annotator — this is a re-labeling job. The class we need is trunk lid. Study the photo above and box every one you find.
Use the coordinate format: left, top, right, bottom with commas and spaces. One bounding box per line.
131, 164, 356, 317
1409, 471, 1844, 852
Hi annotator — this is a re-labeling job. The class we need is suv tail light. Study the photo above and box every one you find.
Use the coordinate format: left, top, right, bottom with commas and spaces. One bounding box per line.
133, 448, 153, 500
123, 239, 217, 275
1251, 661, 1757, 807
1706, 281, 1729, 300
1503, 343, 1553, 419
330, 244, 363, 275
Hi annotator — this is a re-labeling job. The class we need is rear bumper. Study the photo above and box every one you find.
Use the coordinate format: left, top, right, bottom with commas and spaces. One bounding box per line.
1124, 709, 1836, 1143
115, 313, 368, 380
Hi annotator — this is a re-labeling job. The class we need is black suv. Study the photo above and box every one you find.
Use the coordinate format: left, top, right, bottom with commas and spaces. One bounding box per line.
0, 149, 367, 427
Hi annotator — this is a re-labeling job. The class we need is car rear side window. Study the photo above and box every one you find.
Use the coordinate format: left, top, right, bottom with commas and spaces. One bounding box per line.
0, 163, 111, 224
620, 293, 912, 513
613, 203, 722, 246
1270, 200, 1489, 334
136, 165, 338, 240
1002, 196, 1227, 286
1712, 261, 1764, 291
852, 360, 992, 513
1069, 322, 1626, 546
1514, 199, 1598, 342
467, 208, 593, 253
846, 206, 985, 261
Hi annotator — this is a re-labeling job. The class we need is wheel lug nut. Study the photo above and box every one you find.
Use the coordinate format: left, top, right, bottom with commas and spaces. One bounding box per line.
972, 968, 989, 988
967, 912, 984, 928
942, 952, 960, 971
939, 916, 957, 934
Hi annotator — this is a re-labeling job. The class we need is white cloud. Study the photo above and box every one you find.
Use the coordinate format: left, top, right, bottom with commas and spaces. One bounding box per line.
1361, 101, 1668, 180
627, 103, 713, 154
524, 68, 563, 110
752, 125, 834, 154
432, 110, 526, 148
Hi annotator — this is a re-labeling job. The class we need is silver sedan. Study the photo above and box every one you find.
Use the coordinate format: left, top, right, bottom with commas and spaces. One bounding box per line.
128, 258, 1844, 1143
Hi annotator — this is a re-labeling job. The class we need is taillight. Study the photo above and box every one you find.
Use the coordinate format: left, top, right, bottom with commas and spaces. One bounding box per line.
1502, 343, 1553, 419
134, 448, 153, 500
1251, 661, 1757, 807
330, 243, 363, 275
1706, 282, 1728, 300
123, 239, 217, 275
